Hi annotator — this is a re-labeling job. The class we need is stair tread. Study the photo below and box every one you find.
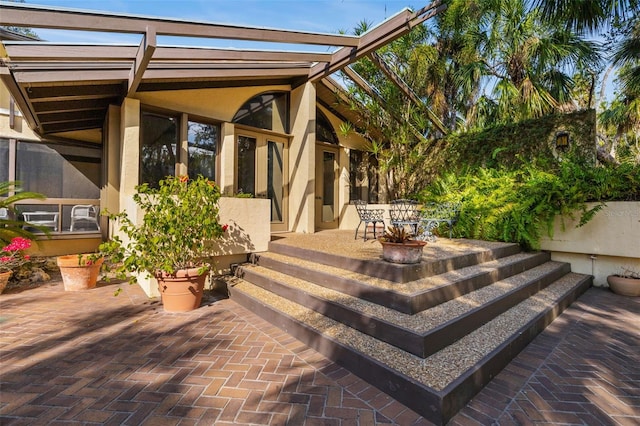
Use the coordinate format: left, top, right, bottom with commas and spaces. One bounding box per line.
231, 272, 589, 392
271, 234, 517, 261
259, 250, 544, 295
245, 261, 568, 335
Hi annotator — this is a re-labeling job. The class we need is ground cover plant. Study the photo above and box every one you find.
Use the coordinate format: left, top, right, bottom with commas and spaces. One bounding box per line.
418, 157, 640, 250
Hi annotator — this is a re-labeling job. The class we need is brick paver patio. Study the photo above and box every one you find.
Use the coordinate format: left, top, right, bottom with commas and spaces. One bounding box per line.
0, 278, 638, 425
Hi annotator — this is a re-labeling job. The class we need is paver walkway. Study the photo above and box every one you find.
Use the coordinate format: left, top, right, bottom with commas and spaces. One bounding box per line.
0, 278, 638, 425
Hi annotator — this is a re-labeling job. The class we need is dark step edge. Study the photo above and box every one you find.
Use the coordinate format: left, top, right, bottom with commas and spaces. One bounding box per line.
423, 262, 571, 358
251, 254, 414, 314
255, 251, 550, 315
228, 283, 448, 426
238, 266, 425, 356
240, 262, 570, 359
230, 273, 592, 425
438, 274, 592, 423
268, 240, 521, 283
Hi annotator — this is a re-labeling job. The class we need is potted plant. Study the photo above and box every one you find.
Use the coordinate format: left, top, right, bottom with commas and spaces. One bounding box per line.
378, 226, 427, 264
57, 253, 104, 291
607, 267, 640, 297
0, 237, 33, 294
100, 175, 227, 312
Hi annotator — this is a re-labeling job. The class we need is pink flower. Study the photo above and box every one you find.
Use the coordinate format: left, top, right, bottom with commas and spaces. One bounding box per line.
0, 256, 10, 262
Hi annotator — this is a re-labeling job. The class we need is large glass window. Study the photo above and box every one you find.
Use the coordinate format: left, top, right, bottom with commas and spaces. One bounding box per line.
187, 121, 218, 181
350, 150, 379, 203
140, 111, 178, 187
232, 92, 288, 133
317, 109, 338, 145
237, 135, 256, 195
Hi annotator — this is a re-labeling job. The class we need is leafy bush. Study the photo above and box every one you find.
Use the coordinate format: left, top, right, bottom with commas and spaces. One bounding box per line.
100, 175, 228, 281
418, 159, 640, 250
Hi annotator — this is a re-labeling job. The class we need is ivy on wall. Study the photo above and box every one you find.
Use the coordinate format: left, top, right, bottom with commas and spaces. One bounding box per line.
423, 109, 596, 178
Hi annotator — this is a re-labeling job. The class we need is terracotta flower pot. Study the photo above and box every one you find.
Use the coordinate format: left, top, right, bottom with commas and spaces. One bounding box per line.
156, 268, 208, 312
607, 275, 640, 297
0, 270, 11, 294
57, 254, 104, 291
380, 240, 427, 264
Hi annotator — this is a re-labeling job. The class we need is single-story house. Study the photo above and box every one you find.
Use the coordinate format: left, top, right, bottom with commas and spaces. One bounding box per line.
0, 2, 445, 273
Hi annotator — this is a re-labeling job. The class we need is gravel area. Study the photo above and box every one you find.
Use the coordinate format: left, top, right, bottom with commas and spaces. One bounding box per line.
247, 261, 565, 334
231, 273, 584, 391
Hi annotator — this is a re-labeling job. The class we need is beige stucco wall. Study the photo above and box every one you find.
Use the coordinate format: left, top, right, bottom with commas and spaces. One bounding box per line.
540, 202, 640, 286
134, 85, 290, 123
0, 85, 41, 142
134, 197, 270, 297
288, 82, 316, 233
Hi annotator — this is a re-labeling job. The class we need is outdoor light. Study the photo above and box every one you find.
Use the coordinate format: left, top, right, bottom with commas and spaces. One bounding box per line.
555, 131, 569, 150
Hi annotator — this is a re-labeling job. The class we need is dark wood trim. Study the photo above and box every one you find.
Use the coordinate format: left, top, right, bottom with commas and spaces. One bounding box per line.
0, 3, 360, 47
368, 51, 447, 134
127, 26, 156, 96
0, 66, 39, 131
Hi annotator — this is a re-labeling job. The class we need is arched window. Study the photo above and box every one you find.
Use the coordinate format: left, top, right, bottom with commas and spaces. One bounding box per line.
317, 109, 338, 145
232, 92, 289, 133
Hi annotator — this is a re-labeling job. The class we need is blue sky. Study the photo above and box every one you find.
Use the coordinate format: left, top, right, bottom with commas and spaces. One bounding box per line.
21, 0, 422, 49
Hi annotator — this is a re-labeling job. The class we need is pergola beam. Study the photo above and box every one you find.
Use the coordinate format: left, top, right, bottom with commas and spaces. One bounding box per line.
368, 51, 447, 134
0, 1, 359, 47
340, 67, 431, 145
308, 0, 445, 82
3, 43, 334, 63
127, 26, 156, 96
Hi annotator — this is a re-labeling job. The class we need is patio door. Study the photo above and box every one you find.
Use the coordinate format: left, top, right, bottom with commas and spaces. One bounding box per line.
315, 145, 339, 230
236, 130, 288, 232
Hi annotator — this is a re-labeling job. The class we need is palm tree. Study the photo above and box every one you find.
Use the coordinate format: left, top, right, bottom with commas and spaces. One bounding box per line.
0, 181, 46, 244
446, 0, 601, 125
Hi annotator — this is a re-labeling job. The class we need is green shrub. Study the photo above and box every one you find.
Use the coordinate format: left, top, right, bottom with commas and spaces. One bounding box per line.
418, 159, 640, 250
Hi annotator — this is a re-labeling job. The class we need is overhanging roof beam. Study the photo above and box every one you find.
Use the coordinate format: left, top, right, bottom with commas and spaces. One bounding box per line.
0, 2, 359, 47
340, 67, 431, 145
368, 51, 447, 134
128, 26, 156, 96
3, 43, 334, 63
308, 0, 445, 82
0, 66, 39, 131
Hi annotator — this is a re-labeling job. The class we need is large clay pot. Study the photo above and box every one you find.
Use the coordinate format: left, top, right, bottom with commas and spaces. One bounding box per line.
156, 268, 208, 312
607, 275, 640, 297
0, 270, 11, 294
57, 254, 104, 291
380, 240, 427, 264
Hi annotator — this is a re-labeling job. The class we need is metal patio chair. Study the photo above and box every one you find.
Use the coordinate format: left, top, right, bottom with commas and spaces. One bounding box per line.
70, 205, 100, 232
353, 200, 385, 241
389, 199, 420, 236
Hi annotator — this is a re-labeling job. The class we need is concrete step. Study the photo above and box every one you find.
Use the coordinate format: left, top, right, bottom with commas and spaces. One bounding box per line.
252, 250, 550, 314
229, 272, 592, 425
238, 260, 570, 357
268, 236, 521, 283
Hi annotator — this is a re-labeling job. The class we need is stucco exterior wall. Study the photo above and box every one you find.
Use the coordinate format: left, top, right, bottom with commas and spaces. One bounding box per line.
540, 202, 640, 286
288, 82, 316, 233
134, 197, 270, 297
134, 85, 290, 123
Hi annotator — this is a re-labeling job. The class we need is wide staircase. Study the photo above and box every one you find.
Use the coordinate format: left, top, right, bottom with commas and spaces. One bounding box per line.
228, 231, 592, 425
